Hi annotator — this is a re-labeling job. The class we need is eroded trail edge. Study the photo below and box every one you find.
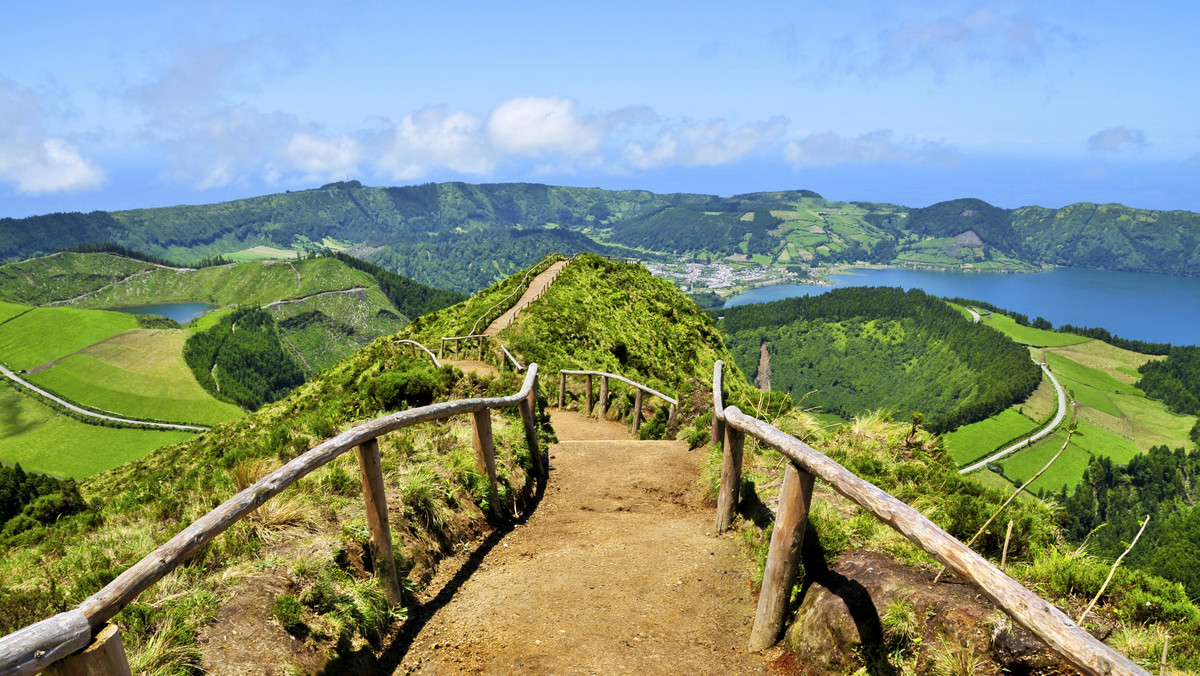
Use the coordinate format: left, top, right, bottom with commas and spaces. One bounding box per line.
390, 409, 768, 675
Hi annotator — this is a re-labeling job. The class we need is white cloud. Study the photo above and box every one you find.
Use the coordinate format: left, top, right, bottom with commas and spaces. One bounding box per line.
624, 117, 787, 169
0, 81, 104, 193
1087, 126, 1147, 153
487, 96, 606, 158
784, 130, 959, 168
284, 132, 362, 176
373, 106, 494, 180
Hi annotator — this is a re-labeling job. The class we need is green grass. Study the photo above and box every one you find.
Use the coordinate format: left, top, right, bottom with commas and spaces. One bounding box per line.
999, 420, 1139, 495
944, 408, 1038, 465
980, 313, 1088, 347
224, 246, 301, 262
0, 381, 196, 478
1047, 351, 1141, 395
23, 330, 244, 426
0, 307, 141, 370
0, 301, 30, 324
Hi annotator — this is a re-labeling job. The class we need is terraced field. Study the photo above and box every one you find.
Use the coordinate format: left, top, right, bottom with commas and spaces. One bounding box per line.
0, 307, 140, 371
22, 329, 244, 426
0, 381, 196, 478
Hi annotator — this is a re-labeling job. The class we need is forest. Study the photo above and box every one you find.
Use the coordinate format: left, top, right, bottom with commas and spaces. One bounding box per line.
0, 464, 87, 540
1137, 345, 1200, 442
717, 287, 1042, 433
182, 308, 306, 411
1062, 446, 1200, 598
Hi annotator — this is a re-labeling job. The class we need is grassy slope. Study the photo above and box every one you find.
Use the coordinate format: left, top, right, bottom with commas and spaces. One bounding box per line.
978, 312, 1089, 347
22, 330, 244, 426
0, 307, 141, 370
0, 381, 196, 478
0, 252, 157, 305
0, 301, 29, 324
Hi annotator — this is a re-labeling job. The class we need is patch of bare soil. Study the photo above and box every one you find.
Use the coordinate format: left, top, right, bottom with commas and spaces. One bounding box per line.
442, 360, 499, 379
387, 410, 769, 674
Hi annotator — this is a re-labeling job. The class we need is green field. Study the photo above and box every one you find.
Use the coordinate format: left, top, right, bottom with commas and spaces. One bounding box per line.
224, 245, 300, 261
0, 381, 195, 478
998, 419, 1139, 495
24, 330, 244, 426
0, 301, 29, 324
944, 408, 1038, 465
0, 307, 140, 370
1046, 351, 1141, 396
978, 313, 1089, 347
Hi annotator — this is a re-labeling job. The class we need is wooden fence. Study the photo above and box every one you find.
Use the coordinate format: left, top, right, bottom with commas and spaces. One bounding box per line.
394, 339, 440, 367
710, 360, 1148, 675
0, 365, 545, 676
558, 369, 676, 435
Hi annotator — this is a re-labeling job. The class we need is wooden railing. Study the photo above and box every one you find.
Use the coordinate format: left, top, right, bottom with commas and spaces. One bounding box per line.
394, 339, 440, 367
439, 334, 487, 361
558, 369, 677, 435
470, 256, 562, 336
0, 365, 545, 676
710, 361, 1147, 675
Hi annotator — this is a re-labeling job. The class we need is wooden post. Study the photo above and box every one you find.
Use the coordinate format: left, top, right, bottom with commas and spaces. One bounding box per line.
558, 372, 566, 408
477, 337, 483, 361
598, 376, 609, 419
471, 410, 500, 517
630, 389, 644, 435
1001, 519, 1014, 572
711, 412, 724, 452
714, 424, 744, 532
44, 624, 131, 676
749, 464, 815, 651
518, 392, 543, 478
667, 404, 678, 429
585, 374, 593, 416
356, 438, 402, 606
455, 339, 460, 357
439, 339, 445, 359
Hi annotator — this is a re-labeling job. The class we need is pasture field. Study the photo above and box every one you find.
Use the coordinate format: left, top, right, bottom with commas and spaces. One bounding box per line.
979, 313, 1088, 347
0, 307, 140, 370
1048, 339, 1159, 384
0, 381, 194, 478
944, 408, 1037, 465
1078, 392, 1197, 453
189, 307, 235, 331
1046, 351, 1141, 396
224, 246, 300, 261
0, 301, 29, 324
998, 419, 1139, 495
24, 329, 244, 426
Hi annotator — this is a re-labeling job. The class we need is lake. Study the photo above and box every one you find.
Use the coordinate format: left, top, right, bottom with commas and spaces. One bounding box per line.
724, 267, 1200, 346
110, 302, 216, 324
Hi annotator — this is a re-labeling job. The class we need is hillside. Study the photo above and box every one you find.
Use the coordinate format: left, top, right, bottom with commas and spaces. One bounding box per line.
1, 255, 1198, 673
3, 182, 1198, 295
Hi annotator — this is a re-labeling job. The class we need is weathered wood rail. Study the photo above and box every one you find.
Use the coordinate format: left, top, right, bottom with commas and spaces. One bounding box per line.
558, 369, 677, 435
394, 339, 440, 367
0, 365, 545, 676
439, 333, 487, 361
710, 360, 1148, 675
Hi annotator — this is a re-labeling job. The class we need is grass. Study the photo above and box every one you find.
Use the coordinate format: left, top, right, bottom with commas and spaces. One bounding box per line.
23, 329, 244, 426
0, 381, 196, 478
943, 408, 1037, 465
225, 246, 301, 262
998, 420, 1139, 495
1046, 351, 1141, 396
0, 301, 29, 324
979, 313, 1089, 347
0, 307, 141, 370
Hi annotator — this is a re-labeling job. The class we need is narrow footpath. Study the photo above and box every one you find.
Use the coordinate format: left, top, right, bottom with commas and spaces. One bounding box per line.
389, 409, 770, 674
483, 261, 568, 337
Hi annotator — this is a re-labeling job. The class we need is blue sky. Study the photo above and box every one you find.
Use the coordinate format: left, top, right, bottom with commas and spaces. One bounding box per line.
2, 0, 1199, 217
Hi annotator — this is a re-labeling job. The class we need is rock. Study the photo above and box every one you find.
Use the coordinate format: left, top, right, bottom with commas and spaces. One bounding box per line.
784, 550, 1073, 674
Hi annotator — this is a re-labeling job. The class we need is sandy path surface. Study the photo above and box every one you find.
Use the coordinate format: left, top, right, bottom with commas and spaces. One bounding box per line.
389, 409, 769, 675
483, 261, 568, 337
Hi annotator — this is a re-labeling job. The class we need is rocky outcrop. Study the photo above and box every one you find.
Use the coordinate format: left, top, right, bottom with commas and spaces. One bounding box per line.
786, 550, 1074, 675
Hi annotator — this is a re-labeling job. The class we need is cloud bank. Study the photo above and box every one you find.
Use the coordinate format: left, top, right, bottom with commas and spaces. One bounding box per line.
784, 130, 959, 168
1088, 126, 1148, 153
0, 81, 105, 194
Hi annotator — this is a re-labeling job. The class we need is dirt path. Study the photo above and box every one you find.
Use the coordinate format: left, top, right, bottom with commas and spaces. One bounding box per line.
443, 359, 499, 378
483, 261, 568, 337
389, 409, 769, 675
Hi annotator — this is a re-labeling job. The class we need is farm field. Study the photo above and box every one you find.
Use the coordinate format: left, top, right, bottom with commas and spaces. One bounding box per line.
0, 307, 140, 371
0, 301, 28, 324
998, 419, 1139, 495
977, 313, 1089, 347
0, 381, 195, 478
224, 245, 299, 261
944, 408, 1038, 465
23, 330, 244, 426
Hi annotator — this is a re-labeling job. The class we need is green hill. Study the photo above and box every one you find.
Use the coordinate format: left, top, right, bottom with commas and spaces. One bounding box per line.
4, 183, 1198, 295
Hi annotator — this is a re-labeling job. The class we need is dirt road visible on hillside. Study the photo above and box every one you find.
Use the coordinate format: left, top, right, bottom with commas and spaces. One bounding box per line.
386, 410, 773, 675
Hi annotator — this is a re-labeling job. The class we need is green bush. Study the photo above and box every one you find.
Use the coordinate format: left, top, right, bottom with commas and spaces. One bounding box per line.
273, 594, 305, 634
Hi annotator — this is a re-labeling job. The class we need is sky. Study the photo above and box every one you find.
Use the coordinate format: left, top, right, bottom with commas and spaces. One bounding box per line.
2, 0, 1199, 218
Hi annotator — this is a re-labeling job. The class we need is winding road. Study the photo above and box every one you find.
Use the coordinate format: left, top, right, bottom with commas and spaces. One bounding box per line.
0, 363, 208, 432
959, 359, 1066, 474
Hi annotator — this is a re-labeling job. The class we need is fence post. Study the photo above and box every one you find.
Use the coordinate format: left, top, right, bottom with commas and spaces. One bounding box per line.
471, 410, 500, 517
585, 374, 593, 416
439, 338, 445, 359
714, 409, 744, 532
44, 624, 131, 676
558, 372, 566, 408
356, 438, 402, 606
477, 337, 483, 361
519, 387, 544, 478
668, 404, 678, 429
630, 389, 643, 436
749, 463, 815, 651
598, 376, 609, 419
